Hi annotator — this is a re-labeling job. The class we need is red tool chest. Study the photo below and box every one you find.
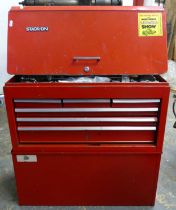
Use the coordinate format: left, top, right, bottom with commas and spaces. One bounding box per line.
4, 5, 169, 206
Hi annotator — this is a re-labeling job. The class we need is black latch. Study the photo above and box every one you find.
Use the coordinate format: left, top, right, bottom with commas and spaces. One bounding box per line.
173, 121, 176, 128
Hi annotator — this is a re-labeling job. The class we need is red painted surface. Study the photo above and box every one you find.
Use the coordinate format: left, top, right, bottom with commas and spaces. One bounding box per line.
8, 6, 167, 75
133, 0, 144, 6
12, 151, 161, 206
5, 5, 169, 206
4, 76, 169, 153
4, 76, 169, 205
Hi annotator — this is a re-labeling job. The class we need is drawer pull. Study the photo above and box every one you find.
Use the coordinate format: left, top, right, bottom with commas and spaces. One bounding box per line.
15, 107, 158, 113
63, 99, 110, 103
18, 126, 156, 131
113, 99, 160, 103
14, 99, 61, 103
73, 56, 101, 62
16, 117, 157, 122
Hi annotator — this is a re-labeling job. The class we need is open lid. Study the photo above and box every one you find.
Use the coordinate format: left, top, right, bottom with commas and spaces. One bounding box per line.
7, 6, 167, 75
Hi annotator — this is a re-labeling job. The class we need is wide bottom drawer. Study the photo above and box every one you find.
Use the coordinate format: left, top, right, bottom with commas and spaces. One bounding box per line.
12, 151, 161, 206
18, 130, 155, 143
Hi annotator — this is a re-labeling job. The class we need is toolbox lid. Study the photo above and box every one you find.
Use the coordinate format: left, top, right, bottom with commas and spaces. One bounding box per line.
7, 6, 167, 75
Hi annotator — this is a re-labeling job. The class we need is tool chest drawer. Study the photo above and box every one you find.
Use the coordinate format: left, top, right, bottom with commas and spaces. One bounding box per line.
63, 99, 110, 107
4, 75, 169, 150
14, 99, 62, 108
15, 99, 158, 143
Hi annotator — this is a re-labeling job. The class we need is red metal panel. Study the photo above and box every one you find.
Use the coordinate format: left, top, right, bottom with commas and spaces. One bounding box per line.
4, 76, 169, 205
18, 130, 155, 143
12, 151, 161, 206
8, 6, 167, 75
4, 76, 169, 153
133, 0, 144, 6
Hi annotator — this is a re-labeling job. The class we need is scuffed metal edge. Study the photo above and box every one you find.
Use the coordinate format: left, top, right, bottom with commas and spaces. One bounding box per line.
0, 95, 4, 106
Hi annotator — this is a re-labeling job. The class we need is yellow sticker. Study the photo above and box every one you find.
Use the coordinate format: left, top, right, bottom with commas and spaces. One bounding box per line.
138, 13, 163, 36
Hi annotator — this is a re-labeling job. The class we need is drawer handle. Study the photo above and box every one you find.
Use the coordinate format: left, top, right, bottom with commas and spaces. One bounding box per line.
73, 56, 101, 62
113, 99, 160, 103
17, 126, 156, 131
14, 99, 61, 103
15, 107, 158, 113
63, 99, 110, 103
16, 117, 157, 122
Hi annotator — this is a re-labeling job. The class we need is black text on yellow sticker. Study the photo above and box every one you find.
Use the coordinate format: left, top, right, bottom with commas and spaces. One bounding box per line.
138, 13, 163, 37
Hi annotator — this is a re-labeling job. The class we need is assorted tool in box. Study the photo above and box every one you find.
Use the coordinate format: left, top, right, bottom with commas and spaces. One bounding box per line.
4, 1, 169, 206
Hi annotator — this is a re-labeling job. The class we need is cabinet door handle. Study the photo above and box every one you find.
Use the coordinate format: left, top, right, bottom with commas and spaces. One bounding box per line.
73, 56, 101, 62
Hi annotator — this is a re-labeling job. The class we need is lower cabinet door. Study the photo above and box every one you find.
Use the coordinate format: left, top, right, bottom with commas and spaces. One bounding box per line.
12, 151, 161, 206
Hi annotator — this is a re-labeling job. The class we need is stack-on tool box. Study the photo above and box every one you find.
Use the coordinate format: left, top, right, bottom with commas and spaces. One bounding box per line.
4, 3, 169, 205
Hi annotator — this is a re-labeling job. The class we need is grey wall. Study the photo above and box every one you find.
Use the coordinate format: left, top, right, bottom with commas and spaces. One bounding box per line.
0, 1, 19, 94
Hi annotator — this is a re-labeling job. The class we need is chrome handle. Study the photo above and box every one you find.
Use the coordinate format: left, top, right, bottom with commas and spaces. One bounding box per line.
113, 99, 160, 104
73, 56, 101, 62
15, 107, 158, 113
63, 99, 110, 103
18, 126, 156, 131
14, 99, 61, 103
16, 117, 157, 122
